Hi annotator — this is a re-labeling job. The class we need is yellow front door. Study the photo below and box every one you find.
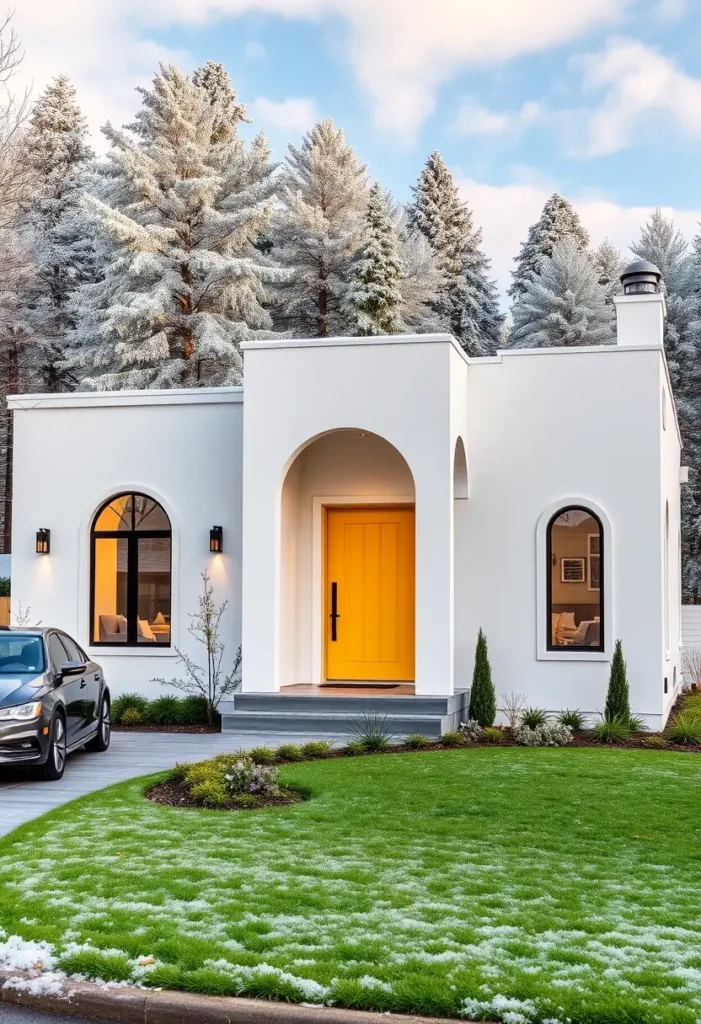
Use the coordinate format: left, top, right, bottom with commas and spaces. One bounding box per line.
325, 506, 415, 682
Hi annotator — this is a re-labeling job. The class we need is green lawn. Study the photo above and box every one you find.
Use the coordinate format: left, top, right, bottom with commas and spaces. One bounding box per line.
1, 748, 701, 1023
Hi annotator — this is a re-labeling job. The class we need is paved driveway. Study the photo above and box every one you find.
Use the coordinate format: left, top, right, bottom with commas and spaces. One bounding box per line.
0, 730, 297, 838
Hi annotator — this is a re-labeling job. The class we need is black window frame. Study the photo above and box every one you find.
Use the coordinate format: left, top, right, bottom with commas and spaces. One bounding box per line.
546, 504, 604, 653
90, 492, 172, 648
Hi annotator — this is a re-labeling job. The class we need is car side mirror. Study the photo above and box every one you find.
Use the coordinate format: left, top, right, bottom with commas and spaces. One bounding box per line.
61, 661, 84, 677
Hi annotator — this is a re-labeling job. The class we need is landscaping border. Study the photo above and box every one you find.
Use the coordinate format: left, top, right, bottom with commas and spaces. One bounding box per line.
0, 970, 480, 1024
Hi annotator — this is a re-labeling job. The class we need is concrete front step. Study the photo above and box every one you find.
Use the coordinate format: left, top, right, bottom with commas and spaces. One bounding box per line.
221, 690, 469, 739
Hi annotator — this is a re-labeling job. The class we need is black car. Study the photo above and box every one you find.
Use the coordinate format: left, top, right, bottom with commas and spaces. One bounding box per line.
0, 627, 110, 780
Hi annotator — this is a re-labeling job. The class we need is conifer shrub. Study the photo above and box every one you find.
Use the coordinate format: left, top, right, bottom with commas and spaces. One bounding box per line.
440, 731, 464, 747
405, 733, 430, 748
605, 640, 631, 723
468, 629, 496, 727
276, 744, 304, 762
248, 747, 278, 765
300, 741, 332, 759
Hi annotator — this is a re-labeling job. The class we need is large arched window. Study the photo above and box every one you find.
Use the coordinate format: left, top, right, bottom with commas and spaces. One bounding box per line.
547, 506, 603, 651
90, 493, 171, 646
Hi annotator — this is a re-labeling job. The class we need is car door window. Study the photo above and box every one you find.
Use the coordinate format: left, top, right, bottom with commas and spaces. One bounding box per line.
48, 633, 71, 672
59, 634, 83, 664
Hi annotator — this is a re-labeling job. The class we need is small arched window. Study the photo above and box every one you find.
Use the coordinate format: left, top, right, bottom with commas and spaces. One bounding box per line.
90, 493, 171, 646
547, 506, 603, 651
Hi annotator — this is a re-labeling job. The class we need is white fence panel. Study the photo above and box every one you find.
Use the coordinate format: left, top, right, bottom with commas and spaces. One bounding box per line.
682, 606, 701, 647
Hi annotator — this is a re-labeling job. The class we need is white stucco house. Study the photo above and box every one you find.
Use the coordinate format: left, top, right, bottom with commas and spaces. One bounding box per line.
8, 262, 684, 734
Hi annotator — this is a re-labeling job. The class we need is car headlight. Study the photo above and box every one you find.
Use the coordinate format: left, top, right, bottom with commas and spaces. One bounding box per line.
0, 701, 42, 721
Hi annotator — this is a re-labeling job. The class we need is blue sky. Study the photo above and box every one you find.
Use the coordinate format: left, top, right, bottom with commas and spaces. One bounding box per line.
16, 0, 701, 297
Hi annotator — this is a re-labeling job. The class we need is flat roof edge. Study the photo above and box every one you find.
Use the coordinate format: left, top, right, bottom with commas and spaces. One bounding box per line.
7, 386, 244, 411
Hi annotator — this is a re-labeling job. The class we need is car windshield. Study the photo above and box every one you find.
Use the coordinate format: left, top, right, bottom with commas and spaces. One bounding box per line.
0, 634, 45, 674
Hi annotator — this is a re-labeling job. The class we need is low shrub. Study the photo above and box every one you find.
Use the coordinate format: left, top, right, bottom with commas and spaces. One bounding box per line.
515, 722, 572, 747
144, 695, 184, 726
344, 740, 366, 756
628, 714, 647, 733
558, 709, 586, 730
300, 741, 332, 759
440, 731, 464, 747
112, 693, 148, 724
459, 720, 483, 743
350, 713, 392, 752
591, 715, 632, 744
168, 762, 192, 783
120, 707, 143, 726
642, 735, 668, 749
665, 712, 701, 746
276, 744, 304, 762
179, 695, 211, 725
520, 707, 549, 729
405, 733, 430, 748
190, 780, 228, 808
224, 757, 280, 796
681, 693, 701, 719
248, 747, 278, 765
481, 726, 505, 744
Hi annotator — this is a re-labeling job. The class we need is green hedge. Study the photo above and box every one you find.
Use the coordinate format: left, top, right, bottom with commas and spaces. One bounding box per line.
0, 577, 10, 598
112, 693, 214, 727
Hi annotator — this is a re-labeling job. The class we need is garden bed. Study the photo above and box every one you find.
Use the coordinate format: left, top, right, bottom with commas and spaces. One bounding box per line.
113, 723, 220, 734
146, 778, 303, 810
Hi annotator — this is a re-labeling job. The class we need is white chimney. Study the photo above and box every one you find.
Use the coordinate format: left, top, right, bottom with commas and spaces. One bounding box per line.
613, 260, 666, 348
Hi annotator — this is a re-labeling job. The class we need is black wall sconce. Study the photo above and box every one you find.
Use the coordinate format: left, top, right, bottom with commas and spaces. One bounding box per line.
36, 528, 50, 555
209, 526, 223, 553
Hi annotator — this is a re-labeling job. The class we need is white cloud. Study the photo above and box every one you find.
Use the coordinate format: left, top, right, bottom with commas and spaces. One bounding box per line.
452, 99, 542, 138
14, 0, 638, 145
577, 37, 701, 156
456, 174, 701, 301
252, 96, 318, 135
244, 40, 266, 59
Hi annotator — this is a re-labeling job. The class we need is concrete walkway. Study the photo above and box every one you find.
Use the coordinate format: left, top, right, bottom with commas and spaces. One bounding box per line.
0, 730, 300, 838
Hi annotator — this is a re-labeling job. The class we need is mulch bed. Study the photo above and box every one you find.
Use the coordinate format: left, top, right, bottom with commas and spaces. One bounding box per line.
114, 724, 220, 733
146, 779, 304, 811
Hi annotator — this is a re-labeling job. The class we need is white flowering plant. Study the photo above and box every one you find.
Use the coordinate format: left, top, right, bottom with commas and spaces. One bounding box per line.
514, 722, 573, 747
224, 757, 280, 796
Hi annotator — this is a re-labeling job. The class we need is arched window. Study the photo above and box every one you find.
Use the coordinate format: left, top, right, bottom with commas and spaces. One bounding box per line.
90, 493, 171, 646
547, 506, 603, 651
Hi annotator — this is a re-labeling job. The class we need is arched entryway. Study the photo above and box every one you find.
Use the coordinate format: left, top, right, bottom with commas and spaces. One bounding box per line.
279, 429, 416, 687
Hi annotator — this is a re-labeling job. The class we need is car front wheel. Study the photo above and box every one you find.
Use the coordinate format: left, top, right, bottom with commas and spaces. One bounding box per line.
42, 713, 66, 781
86, 696, 111, 753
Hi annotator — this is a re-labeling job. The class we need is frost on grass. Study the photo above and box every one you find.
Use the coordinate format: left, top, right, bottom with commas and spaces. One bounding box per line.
0, 751, 700, 1022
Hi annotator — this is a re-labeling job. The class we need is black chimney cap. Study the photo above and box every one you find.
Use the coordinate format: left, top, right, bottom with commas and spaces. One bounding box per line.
620, 260, 662, 295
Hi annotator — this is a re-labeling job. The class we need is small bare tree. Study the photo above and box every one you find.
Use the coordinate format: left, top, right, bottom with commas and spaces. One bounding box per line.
682, 647, 701, 689
500, 691, 527, 730
153, 569, 241, 726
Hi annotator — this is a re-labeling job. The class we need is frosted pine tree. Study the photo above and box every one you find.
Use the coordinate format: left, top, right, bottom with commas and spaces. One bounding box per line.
510, 194, 589, 298
391, 205, 446, 333
66, 64, 281, 389
633, 210, 701, 601
273, 118, 367, 337
192, 60, 249, 143
26, 75, 95, 391
343, 183, 403, 336
408, 151, 502, 355
594, 239, 625, 305
509, 237, 614, 348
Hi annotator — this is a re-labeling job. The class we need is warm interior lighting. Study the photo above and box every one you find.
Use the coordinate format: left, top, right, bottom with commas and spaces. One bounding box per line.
35, 529, 50, 555
210, 526, 223, 553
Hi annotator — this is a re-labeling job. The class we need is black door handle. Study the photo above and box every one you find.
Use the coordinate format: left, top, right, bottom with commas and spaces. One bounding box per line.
330, 582, 340, 641
80, 681, 87, 689
94, 674, 100, 681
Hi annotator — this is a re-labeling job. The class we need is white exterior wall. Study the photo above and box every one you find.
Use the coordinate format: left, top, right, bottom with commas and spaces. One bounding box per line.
241, 335, 459, 695
464, 344, 677, 728
660, 371, 683, 713
9, 389, 243, 698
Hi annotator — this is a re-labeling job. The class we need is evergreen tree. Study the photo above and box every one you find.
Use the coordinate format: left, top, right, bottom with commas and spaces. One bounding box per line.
343, 183, 403, 336
192, 60, 249, 143
66, 64, 281, 389
468, 628, 496, 727
604, 639, 631, 723
509, 238, 614, 349
594, 239, 625, 305
273, 118, 367, 337
25, 75, 95, 391
391, 205, 446, 333
408, 151, 502, 356
510, 193, 590, 298
632, 210, 701, 601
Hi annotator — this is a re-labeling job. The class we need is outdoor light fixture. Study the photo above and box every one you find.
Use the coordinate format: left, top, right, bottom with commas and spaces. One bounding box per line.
35, 528, 50, 555
210, 526, 223, 553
